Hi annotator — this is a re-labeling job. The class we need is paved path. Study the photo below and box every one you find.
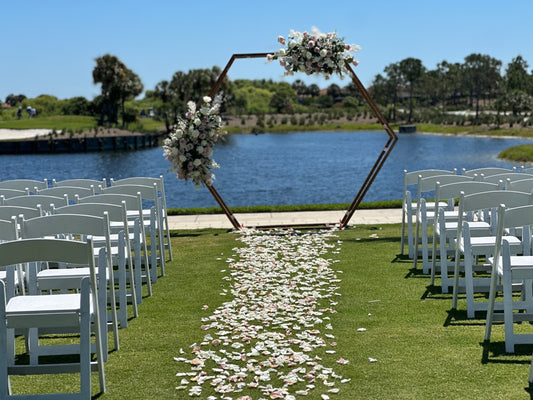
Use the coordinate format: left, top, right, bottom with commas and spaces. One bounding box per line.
167, 208, 402, 230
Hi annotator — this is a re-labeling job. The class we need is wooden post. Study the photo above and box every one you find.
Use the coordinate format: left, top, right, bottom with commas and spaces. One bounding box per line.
205, 52, 398, 230
340, 63, 398, 228
206, 183, 241, 230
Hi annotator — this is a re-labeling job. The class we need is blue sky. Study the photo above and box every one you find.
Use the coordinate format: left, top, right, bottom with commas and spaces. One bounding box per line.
2, 0, 532, 100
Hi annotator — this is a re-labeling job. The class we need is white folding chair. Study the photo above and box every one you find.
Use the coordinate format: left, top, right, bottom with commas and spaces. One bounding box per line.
430, 181, 499, 292
53, 202, 139, 324
77, 194, 152, 300
100, 184, 164, 282
452, 190, 533, 318
110, 175, 172, 262
0, 238, 106, 399
413, 174, 474, 272
485, 204, 533, 354
401, 169, 456, 258
20, 213, 121, 353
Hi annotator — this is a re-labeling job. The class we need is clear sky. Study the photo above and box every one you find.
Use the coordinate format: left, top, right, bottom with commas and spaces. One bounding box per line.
1, 0, 532, 101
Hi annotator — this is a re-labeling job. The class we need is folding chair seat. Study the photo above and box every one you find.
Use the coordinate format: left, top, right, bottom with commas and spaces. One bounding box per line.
110, 175, 172, 262
452, 190, 533, 318
430, 181, 499, 292
19, 213, 122, 354
0, 179, 48, 194
77, 194, 152, 300
413, 174, 474, 272
485, 204, 533, 354
100, 184, 164, 282
401, 169, 456, 258
0, 238, 106, 399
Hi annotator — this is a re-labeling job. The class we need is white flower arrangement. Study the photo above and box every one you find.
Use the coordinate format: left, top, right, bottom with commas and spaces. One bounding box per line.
267, 27, 361, 79
163, 95, 225, 188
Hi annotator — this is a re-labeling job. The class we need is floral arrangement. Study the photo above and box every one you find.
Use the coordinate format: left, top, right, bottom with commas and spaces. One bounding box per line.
163, 95, 225, 188
267, 27, 360, 79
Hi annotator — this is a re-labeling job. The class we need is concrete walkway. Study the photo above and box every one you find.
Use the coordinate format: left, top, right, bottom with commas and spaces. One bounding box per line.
167, 208, 402, 230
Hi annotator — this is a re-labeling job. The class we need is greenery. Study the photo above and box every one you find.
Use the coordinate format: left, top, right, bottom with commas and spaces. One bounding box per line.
9, 225, 533, 399
166, 199, 403, 216
4, 51, 533, 159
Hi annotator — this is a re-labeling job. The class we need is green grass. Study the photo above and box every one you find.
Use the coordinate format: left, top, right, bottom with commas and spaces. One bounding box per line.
167, 199, 403, 215
499, 144, 533, 163
9, 225, 533, 399
0, 115, 164, 133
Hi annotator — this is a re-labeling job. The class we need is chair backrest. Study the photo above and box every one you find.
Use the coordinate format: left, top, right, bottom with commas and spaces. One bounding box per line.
462, 167, 517, 177
20, 213, 109, 240
459, 190, 533, 215
0, 188, 29, 198
53, 202, 124, 223
100, 183, 158, 202
493, 204, 533, 271
417, 174, 474, 195
110, 175, 168, 213
3, 194, 68, 212
77, 193, 141, 214
436, 181, 500, 203
403, 169, 456, 187
36, 185, 95, 199
52, 178, 107, 190
0, 216, 18, 241
0, 205, 42, 220
506, 178, 533, 194
0, 179, 48, 193
0, 237, 94, 269
481, 172, 529, 185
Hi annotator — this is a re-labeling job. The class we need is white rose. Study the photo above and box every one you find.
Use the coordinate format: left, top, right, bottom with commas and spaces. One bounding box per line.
203, 96, 211, 103
179, 155, 187, 162
193, 159, 202, 167
196, 146, 204, 153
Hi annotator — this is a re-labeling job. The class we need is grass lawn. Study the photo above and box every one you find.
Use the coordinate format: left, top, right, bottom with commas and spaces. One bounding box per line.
8, 224, 533, 399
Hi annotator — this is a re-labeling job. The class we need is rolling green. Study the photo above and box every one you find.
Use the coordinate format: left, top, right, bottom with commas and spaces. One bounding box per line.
8, 225, 533, 399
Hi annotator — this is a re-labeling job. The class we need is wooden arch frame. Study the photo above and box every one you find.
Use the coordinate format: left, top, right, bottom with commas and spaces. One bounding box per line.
205, 52, 398, 230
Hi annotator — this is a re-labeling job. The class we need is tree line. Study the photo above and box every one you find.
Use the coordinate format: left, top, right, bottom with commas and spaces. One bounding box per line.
3, 52, 533, 132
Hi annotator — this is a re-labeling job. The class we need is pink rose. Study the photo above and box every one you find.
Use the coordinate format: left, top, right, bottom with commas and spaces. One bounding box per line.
277, 35, 285, 45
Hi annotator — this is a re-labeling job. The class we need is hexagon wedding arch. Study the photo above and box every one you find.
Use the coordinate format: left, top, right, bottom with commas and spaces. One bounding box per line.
164, 29, 398, 230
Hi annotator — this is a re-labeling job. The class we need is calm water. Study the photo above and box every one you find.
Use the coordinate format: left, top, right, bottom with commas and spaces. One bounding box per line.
2, 131, 532, 208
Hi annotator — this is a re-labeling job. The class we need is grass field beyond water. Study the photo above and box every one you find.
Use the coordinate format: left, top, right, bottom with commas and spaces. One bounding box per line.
8, 224, 533, 399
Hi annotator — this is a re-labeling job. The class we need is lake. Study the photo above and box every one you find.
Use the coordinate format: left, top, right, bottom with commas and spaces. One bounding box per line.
2, 131, 532, 208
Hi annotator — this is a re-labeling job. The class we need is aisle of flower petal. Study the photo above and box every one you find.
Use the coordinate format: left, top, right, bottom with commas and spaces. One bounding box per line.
174, 228, 350, 399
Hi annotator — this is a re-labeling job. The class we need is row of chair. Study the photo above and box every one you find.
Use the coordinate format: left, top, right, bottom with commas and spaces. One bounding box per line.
403, 167, 533, 384
0, 176, 172, 398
